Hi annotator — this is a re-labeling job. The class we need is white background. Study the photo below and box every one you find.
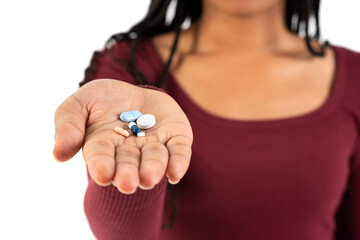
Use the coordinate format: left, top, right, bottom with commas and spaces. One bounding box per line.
0, 1, 359, 239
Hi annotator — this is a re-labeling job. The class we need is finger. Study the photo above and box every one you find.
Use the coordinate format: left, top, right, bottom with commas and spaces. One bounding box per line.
139, 142, 169, 189
82, 137, 115, 186
53, 94, 88, 162
166, 135, 192, 184
113, 145, 141, 194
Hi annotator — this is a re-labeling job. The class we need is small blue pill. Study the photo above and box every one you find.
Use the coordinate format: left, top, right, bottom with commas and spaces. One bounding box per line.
120, 111, 142, 122
128, 122, 141, 135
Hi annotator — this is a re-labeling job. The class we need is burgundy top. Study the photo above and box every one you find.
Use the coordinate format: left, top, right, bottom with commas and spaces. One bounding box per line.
82, 38, 360, 240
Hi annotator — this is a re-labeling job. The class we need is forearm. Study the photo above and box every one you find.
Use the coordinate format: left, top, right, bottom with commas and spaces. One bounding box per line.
84, 168, 167, 240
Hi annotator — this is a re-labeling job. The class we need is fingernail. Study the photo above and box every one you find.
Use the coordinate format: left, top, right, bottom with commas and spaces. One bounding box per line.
53, 148, 63, 163
139, 184, 154, 190
166, 173, 180, 184
168, 178, 180, 185
54, 157, 63, 163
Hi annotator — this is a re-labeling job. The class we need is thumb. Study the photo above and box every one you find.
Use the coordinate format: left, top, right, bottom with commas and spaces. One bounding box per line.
53, 94, 88, 162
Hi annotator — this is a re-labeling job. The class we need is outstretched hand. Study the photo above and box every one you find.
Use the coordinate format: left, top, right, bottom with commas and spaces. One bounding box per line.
53, 79, 193, 194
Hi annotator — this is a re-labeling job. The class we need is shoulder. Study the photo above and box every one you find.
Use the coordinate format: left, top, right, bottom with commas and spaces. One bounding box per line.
333, 44, 360, 75
333, 44, 360, 93
335, 44, 360, 119
81, 36, 162, 86
111, 37, 164, 85
334, 44, 360, 60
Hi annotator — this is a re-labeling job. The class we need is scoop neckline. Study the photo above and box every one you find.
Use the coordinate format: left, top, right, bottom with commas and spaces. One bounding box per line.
145, 38, 346, 130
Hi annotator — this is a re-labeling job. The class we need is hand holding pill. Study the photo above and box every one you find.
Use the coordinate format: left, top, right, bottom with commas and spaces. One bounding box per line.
53, 79, 193, 194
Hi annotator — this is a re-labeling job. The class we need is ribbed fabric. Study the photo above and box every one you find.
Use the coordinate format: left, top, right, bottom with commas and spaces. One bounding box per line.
82, 38, 360, 240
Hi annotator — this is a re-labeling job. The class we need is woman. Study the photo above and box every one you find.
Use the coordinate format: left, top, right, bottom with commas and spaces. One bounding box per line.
53, 0, 360, 239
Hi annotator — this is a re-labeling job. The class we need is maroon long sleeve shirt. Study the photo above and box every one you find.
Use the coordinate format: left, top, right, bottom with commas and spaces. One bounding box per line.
82, 38, 360, 240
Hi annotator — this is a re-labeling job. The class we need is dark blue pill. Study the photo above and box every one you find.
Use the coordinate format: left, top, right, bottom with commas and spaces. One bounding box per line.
128, 122, 141, 135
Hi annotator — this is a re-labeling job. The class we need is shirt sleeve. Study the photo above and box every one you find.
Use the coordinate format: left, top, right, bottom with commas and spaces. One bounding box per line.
81, 41, 168, 240
334, 47, 360, 240
80, 39, 167, 92
334, 135, 360, 239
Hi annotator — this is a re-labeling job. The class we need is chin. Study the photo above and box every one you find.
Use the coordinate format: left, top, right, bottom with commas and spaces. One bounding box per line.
204, 0, 284, 16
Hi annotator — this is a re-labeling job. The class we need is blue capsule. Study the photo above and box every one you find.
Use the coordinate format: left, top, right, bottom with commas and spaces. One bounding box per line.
128, 122, 141, 135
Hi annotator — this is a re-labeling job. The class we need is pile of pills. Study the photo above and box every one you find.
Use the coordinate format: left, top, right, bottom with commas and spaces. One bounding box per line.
114, 110, 156, 137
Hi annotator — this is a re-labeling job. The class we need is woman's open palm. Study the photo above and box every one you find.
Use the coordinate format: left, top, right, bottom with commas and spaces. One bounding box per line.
53, 79, 193, 194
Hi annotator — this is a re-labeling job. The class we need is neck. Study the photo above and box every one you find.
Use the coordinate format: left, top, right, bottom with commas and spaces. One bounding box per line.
194, 1, 297, 55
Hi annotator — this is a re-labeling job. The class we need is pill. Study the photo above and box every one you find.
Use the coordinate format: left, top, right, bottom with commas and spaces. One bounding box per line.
128, 122, 141, 135
137, 132, 145, 137
120, 111, 142, 122
136, 114, 156, 129
114, 126, 129, 137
